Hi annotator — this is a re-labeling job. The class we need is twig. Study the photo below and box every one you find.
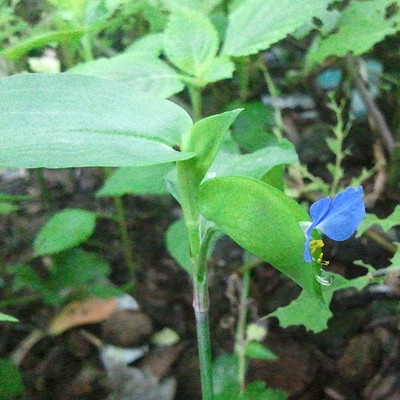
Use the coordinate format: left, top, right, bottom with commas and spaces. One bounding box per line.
257, 60, 285, 141
11, 329, 45, 366
363, 230, 398, 254
346, 54, 395, 156
364, 141, 387, 207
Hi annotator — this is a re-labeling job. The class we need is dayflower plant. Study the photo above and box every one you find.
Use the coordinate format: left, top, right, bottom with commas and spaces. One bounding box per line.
303, 187, 365, 264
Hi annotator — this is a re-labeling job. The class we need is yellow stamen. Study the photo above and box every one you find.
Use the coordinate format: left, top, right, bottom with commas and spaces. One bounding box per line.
317, 252, 330, 266
310, 239, 324, 253
310, 240, 330, 266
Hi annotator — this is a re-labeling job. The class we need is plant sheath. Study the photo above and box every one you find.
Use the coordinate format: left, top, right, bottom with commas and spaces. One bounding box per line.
177, 161, 214, 400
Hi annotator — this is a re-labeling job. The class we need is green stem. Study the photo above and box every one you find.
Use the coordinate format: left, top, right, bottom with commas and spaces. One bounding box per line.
0, 294, 42, 308
236, 57, 250, 101
194, 280, 214, 400
258, 62, 284, 141
114, 196, 137, 281
81, 34, 94, 62
188, 85, 203, 122
103, 168, 137, 282
33, 169, 54, 211
176, 161, 214, 400
235, 270, 251, 391
328, 93, 349, 196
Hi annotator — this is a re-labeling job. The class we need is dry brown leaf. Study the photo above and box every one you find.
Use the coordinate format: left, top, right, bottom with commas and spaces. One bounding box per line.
49, 297, 118, 335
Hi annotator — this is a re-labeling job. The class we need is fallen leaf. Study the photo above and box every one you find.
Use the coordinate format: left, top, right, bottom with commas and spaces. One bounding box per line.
49, 297, 118, 335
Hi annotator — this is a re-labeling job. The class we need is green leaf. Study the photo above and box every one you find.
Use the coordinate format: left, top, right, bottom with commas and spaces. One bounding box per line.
183, 110, 242, 184
0, 202, 19, 215
47, 0, 89, 14
0, 359, 24, 398
51, 248, 110, 288
165, 218, 191, 274
0, 313, 18, 323
222, 0, 332, 57
294, 7, 340, 39
0, 73, 194, 168
198, 176, 319, 296
125, 33, 164, 57
163, 9, 219, 77
227, 101, 275, 152
161, 0, 223, 14
0, 193, 30, 202
268, 272, 373, 333
262, 164, 285, 192
389, 248, 400, 270
1, 27, 96, 60
8, 264, 60, 305
326, 137, 339, 154
97, 164, 172, 197
201, 56, 235, 83
238, 382, 287, 400
310, 0, 400, 63
87, 284, 124, 298
357, 205, 400, 236
208, 139, 298, 181
245, 342, 277, 361
71, 54, 184, 98
213, 353, 240, 397
34, 209, 96, 256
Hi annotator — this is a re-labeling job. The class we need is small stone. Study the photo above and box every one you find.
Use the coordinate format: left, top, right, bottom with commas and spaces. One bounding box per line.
102, 311, 153, 348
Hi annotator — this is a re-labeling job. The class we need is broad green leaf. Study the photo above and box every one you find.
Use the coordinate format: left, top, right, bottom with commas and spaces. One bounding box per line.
222, 0, 332, 57
165, 218, 191, 274
51, 248, 110, 288
245, 342, 277, 360
0, 359, 24, 398
0, 74, 194, 168
227, 101, 275, 152
198, 176, 319, 295
238, 382, 287, 400
0, 313, 18, 323
161, 0, 222, 14
208, 139, 298, 181
268, 272, 373, 333
294, 7, 340, 39
163, 9, 219, 77
96, 164, 172, 197
47, 0, 89, 14
310, 0, 400, 63
87, 284, 124, 298
357, 205, 400, 236
161, 0, 205, 12
0, 202, 19, 215
183, 109, 242, 185
262, 164, 285, 192
201, 56, 235, 83
138, 2, 167, 31
125, 33, 164, 57
71, 54, 184, 98
34, 209, 96, 256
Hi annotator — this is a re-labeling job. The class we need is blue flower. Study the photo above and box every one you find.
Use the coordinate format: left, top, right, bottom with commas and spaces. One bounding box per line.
303, 187, 365, 263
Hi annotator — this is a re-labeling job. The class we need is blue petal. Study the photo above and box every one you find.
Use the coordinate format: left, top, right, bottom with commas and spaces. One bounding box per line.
315, 187, 365, 241
303, 226, 313, 262
303, 196, 331, 263
310, 196, 331, 225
